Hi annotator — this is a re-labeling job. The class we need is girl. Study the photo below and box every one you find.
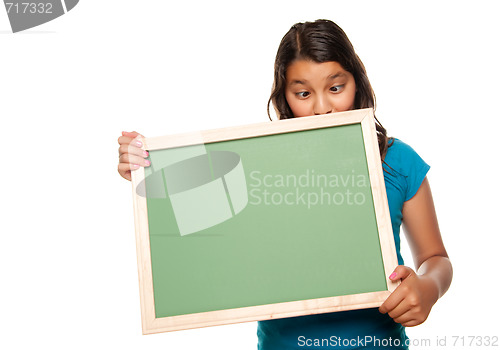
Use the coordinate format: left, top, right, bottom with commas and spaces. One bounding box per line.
117, 19, 452, 349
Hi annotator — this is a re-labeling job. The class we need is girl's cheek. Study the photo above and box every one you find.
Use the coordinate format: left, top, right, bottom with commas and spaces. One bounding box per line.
291, 101, 312, 118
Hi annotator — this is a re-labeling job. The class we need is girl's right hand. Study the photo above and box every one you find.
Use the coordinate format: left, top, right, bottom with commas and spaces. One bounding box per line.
117, 131, 151, 181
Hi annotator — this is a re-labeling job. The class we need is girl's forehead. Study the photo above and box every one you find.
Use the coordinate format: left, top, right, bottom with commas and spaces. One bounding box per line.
286, 60, 350, 82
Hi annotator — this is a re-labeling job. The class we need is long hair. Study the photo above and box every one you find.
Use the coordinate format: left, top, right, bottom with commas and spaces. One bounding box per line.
267, 19, 391, 159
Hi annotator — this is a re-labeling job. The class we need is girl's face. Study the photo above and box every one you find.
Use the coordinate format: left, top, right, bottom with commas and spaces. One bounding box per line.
285, 60, 356, 117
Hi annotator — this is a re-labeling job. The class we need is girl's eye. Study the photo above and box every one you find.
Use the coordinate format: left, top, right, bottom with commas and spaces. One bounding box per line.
330, 85, 344, 93
296, 91, 310, 98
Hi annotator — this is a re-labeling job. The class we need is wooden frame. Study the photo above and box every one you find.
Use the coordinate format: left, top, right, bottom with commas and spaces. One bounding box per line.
131, 108, 399, 335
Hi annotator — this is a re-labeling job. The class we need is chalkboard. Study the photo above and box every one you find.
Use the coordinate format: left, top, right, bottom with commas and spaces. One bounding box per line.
131, 108, 398, 334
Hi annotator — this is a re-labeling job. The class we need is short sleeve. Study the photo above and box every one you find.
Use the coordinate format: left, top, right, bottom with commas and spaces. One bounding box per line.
397, 140, 431, 201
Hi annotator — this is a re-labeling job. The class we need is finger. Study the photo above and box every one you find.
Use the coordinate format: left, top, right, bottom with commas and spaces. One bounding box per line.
387, 299, 412, 320
394, 312, 418, 326
119, 144, 149, 158
379, 291, 403, 314
396, 300, 428, 327
401, 319, 422, 327
119, 153, 150, 168
117, 163, 135, 181
118, 161, 140, 172
117, 136, 146, 161
121, 131, 142, 142
389, 265, 415, 281
123, 131, 145, 146
122, 131, 143, 138
389, 265, 414, 282
379, 279, 409, 314
118, 135, 143, 148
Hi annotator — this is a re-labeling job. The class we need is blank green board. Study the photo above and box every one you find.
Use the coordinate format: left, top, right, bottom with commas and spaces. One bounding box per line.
143, 123, 387, 318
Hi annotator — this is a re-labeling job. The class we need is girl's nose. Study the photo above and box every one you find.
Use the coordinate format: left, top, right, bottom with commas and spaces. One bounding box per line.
313, 97, 333, 115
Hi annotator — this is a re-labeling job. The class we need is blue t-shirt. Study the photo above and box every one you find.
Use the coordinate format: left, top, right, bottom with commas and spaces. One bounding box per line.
257, 138, 430, 349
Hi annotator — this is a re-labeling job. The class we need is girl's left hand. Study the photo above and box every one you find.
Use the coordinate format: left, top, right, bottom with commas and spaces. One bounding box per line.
379, 265, 440, 327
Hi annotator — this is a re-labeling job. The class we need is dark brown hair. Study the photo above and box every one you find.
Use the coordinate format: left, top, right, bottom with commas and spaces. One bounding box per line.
267, 19, 391, 159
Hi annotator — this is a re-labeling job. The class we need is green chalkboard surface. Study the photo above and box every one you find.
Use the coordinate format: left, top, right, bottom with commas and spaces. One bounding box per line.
131, 108, 398, 334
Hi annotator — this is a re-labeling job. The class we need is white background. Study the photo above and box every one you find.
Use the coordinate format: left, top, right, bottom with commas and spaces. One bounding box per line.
1, 1, 499, 349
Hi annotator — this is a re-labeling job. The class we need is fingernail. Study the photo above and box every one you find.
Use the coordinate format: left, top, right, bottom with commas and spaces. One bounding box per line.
134, 140, 142, 147
389, 272, 397, 279
145, 160, 151, 166
143, 150, 149, 157
131, 164, 140, 169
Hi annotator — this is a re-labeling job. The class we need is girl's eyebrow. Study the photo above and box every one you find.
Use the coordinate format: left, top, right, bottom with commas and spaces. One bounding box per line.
327, 72, 347, 80
289, 79, 307, 86
289, 72, 347, 86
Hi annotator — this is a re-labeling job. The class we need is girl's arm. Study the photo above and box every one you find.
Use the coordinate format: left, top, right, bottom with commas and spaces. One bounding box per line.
379, 177, 453, 327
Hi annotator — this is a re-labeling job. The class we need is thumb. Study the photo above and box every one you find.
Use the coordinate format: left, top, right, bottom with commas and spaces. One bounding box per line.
389, 265, 414, 281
